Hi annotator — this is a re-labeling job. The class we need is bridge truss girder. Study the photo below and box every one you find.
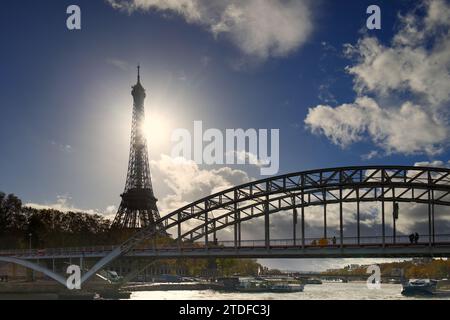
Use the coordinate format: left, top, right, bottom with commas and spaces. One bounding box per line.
164, 167, 450, 248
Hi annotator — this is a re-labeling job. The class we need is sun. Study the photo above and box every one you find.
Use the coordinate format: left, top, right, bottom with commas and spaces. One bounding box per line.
141, 111, 172, 149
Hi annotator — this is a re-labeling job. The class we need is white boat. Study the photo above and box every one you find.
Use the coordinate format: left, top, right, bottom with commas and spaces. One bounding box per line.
233, 277, 304, 293
235, 278, 268, 292
401, 279, 437, 296
269, 282, 304, 293
303, 278, 323, 285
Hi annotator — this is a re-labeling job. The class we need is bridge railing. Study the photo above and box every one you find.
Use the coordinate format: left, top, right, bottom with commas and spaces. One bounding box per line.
195, 234, 450, 249
0, 245, 117, 258
120, 234, 450, 252
148, 234, 450, 251
2, 234, 450, 257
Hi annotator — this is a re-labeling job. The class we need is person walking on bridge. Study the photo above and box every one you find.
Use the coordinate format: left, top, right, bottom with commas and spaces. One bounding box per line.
414, 232, 420, 244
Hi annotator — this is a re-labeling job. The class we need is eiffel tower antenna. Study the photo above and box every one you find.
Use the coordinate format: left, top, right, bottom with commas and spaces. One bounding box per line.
137, 64, 140, 83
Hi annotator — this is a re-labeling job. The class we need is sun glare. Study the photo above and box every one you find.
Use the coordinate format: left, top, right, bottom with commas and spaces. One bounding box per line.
142, 111, 172, 149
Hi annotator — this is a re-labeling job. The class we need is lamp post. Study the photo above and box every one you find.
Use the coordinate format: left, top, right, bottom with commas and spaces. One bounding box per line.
28, 233, 32, 252
393, 203, 399, 244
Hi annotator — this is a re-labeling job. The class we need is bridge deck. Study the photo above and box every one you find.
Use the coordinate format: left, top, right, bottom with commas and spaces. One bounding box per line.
2, 241, 450, 260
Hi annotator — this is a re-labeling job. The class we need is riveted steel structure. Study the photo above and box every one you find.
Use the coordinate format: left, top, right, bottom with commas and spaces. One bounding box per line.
2, 166, 450, 285
119, 165, 450, 249
112, 66, 162, 229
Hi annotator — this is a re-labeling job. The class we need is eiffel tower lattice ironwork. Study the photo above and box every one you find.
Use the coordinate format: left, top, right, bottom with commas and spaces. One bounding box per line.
112, 66, 163, 229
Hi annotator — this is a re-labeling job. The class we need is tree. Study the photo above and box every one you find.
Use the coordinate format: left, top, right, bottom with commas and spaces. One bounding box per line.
0, 192, 23, 231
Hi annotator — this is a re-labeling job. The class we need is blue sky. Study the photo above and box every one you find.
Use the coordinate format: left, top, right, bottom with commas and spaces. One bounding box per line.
1, 0, 449, 269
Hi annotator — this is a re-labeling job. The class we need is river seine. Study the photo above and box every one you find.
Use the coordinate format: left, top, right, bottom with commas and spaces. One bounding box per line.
129, 282, 449, 300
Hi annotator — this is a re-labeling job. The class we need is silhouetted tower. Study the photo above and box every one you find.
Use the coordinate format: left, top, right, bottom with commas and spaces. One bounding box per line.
112, 66, 162, 229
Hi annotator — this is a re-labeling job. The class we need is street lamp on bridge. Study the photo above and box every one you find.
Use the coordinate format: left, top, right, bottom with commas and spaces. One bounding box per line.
393, 203, 399, 244
28, 233, 32, 252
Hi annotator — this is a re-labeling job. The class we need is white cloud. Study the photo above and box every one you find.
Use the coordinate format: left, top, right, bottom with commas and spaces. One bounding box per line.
105, 205, 117, 213
305, 0, 450, 156
106, 0, 313, 61
305, 99, 368, 148
25, 195, 98, 215
361, 150, 379, 160
226, 150, 269, 167
106, 58, 132, 71
150, 154, 252, 213
50, 140, 74, 154
104, 205, 118, 220
414, 160, 450, 168
305, 97, 448, 155
318, 83, 337, 104
25, 195, 117, 220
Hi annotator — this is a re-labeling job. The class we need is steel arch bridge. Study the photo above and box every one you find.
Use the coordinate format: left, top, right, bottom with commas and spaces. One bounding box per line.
1, 165, 450, 286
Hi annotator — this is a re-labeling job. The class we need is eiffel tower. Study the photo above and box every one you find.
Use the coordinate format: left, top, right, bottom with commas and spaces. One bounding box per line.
112, 66, 163, 229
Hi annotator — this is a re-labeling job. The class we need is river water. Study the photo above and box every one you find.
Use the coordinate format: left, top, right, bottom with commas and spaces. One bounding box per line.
129, 282, 449, 300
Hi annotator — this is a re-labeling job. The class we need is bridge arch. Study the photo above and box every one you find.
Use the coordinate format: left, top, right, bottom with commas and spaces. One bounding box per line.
159, 166, 450, 246
0, 256, 67, 286
179, 180, 450, 245
35, 166, 450, 284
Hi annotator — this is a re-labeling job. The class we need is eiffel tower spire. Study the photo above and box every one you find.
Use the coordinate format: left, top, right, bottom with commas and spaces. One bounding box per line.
137, 64, 141, 83
112, 66, 162, 229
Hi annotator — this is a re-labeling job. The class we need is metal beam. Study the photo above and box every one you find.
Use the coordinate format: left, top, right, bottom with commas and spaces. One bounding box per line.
324, 190, 327, 239
339, 187, 343, 248
234, 190, 238, 249
357, 188, 360, 246
301, 189, 305, 249
265, 202, 270, 250
432, 190, 435, 244
293, 196, 297, 246
382, 187, 385, 247
265, 181, 270, 250
428, 190, 432, 247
